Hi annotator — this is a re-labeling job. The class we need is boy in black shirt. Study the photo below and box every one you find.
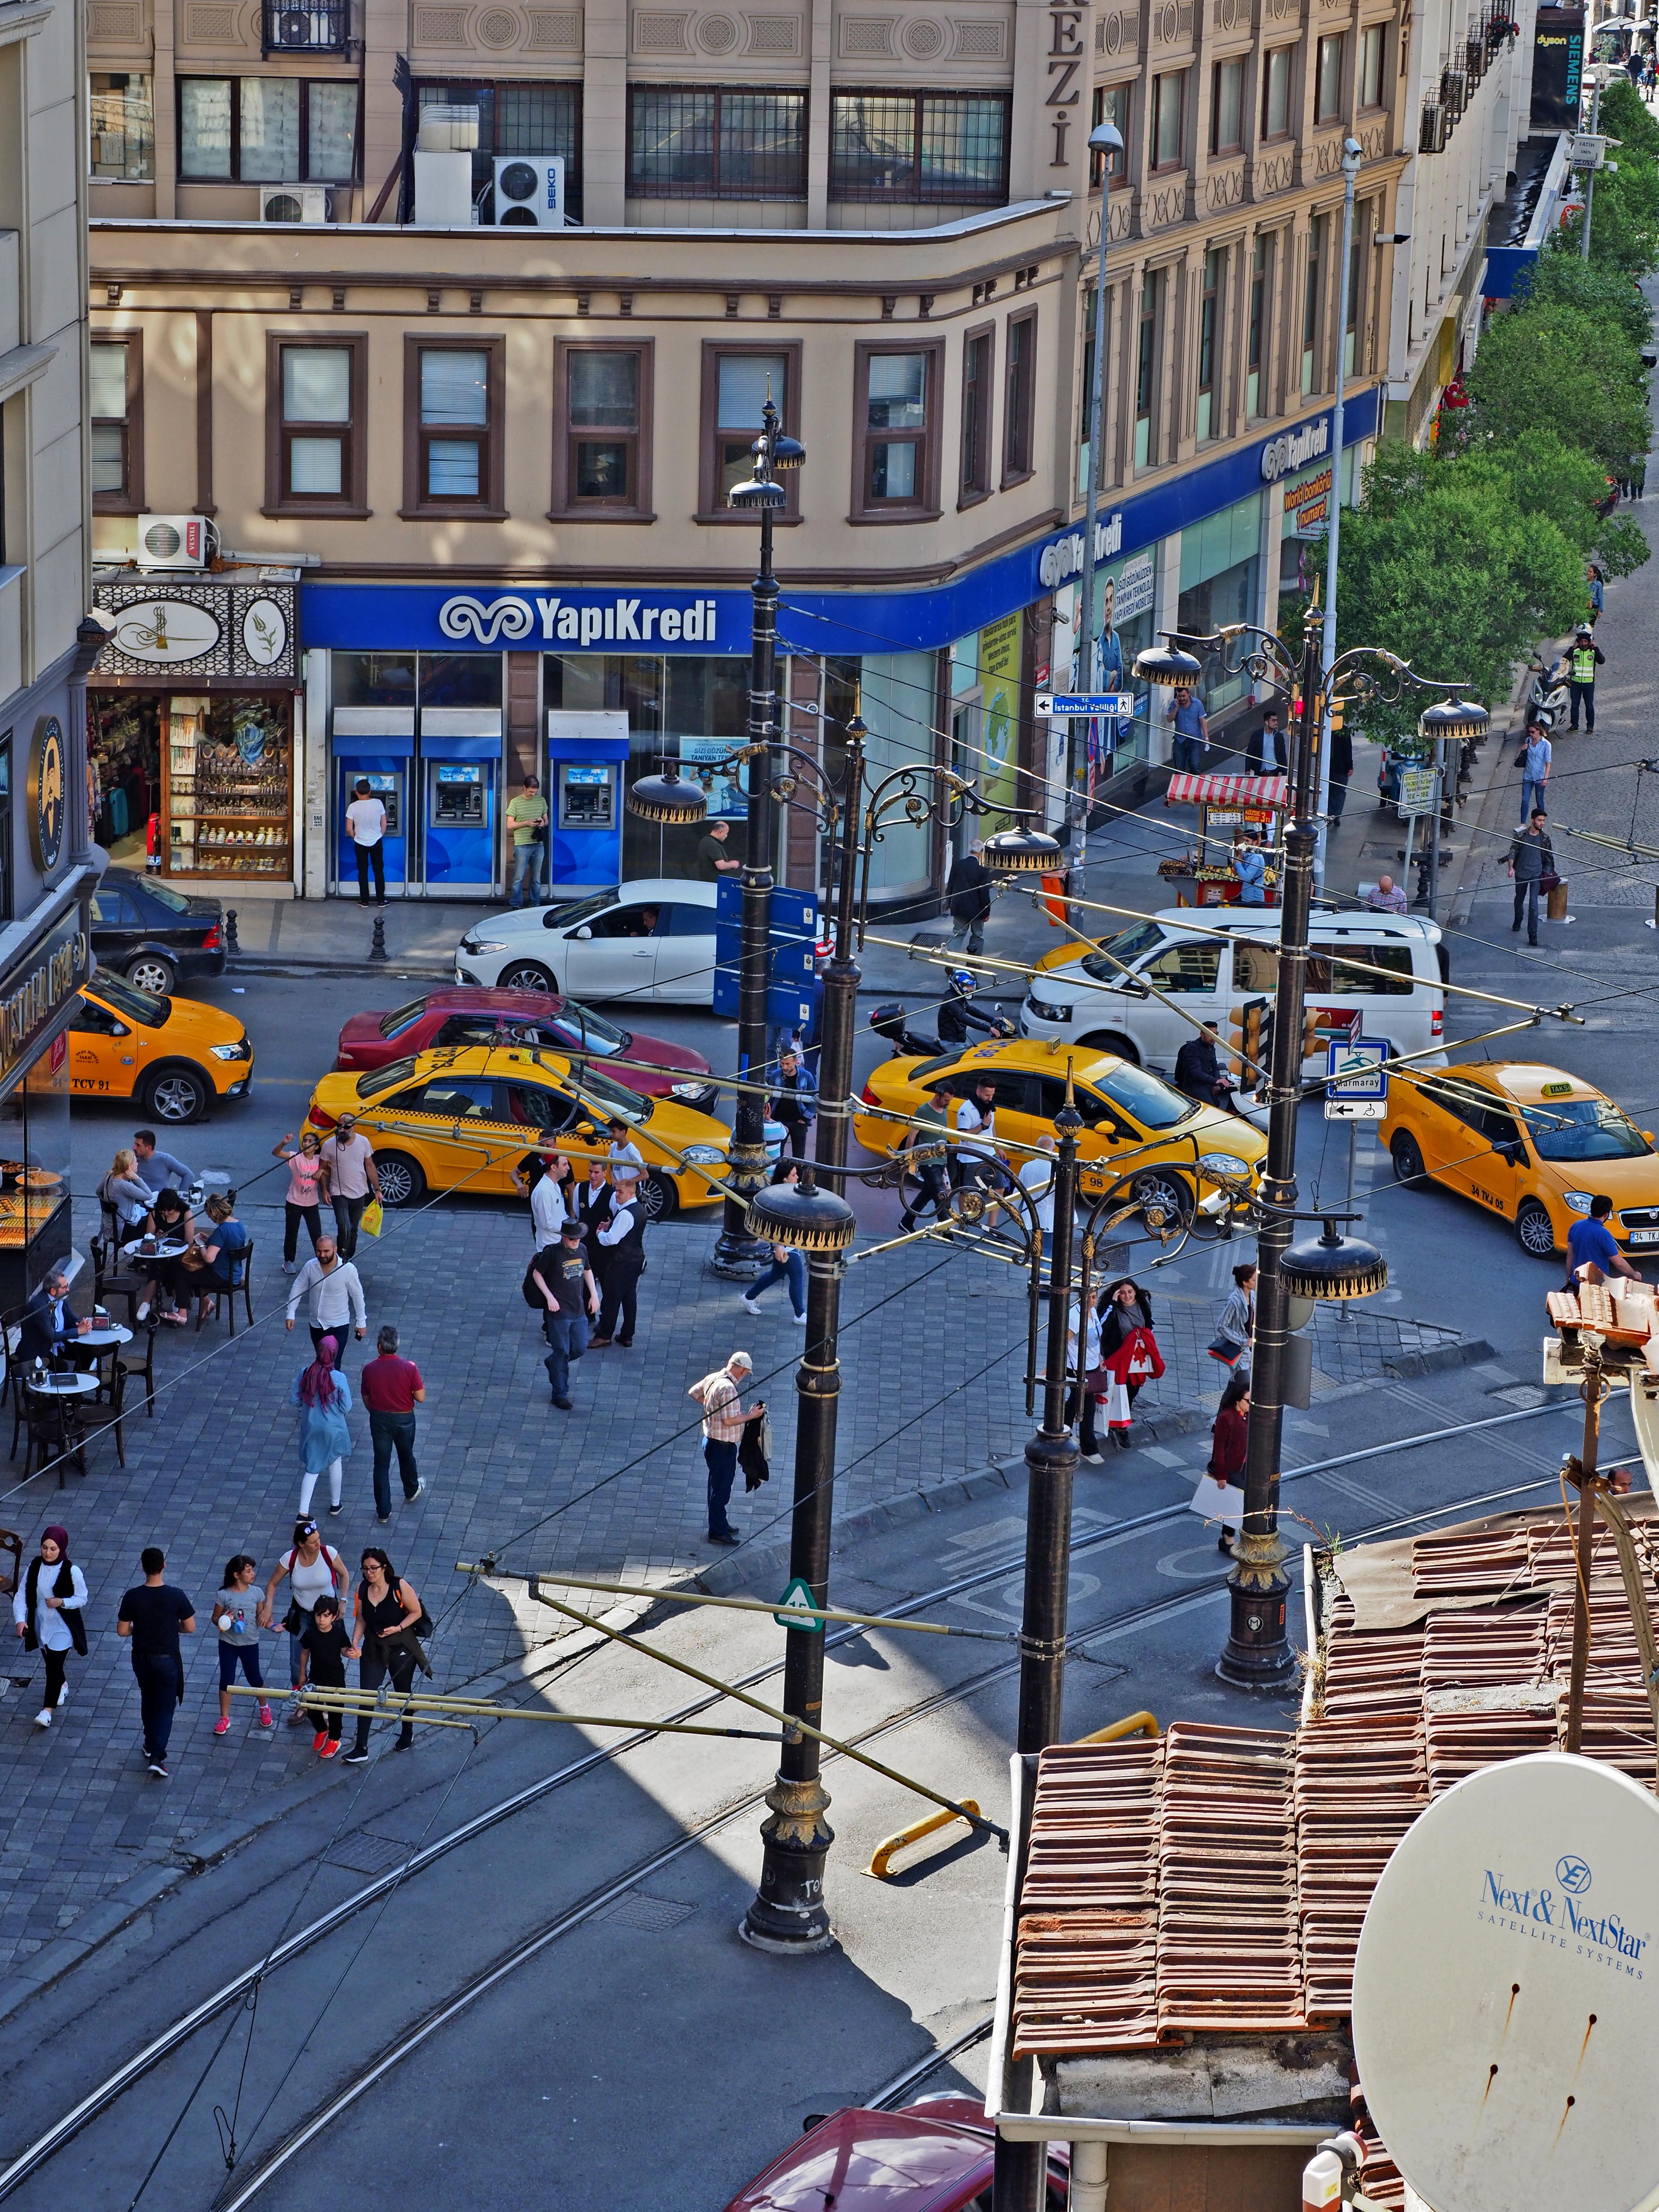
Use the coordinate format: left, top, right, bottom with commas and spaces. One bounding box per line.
297, 1594, 358, 1757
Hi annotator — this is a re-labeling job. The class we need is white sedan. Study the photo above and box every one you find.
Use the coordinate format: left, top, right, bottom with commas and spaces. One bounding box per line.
454, 878, 720, 1005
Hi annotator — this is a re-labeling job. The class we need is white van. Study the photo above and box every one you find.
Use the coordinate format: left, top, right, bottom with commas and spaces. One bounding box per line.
1018, 907, 1447, 1077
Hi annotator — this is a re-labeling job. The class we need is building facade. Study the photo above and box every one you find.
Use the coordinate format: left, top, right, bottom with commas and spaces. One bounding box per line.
87, 0, 1416, 907
1, 0, 99, 1311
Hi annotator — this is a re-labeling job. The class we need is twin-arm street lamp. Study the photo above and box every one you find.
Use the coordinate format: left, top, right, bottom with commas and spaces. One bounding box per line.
1134, 617, 1487, 1685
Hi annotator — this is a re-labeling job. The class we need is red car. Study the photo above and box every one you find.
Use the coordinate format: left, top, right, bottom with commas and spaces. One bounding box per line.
725, 2096, 1067, 2212
333, 988, 719, 1112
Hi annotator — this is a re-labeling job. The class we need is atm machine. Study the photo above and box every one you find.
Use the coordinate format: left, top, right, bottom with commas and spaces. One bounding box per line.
547, 710, 629, 896
331, 709, 412, 895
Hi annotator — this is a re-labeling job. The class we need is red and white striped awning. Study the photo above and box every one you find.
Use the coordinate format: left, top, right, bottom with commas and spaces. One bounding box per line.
1164, 772, 1289, 808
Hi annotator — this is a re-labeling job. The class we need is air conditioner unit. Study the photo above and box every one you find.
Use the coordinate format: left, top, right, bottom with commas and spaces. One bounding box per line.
491, 154, 565, 228
259, 184, 329, 223
135, 515, 209, 570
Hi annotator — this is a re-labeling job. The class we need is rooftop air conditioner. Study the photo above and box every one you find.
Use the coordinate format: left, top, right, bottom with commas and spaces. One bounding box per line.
491, 154, 565, 227
260, 184, 329, 222
135, 515, 209, 570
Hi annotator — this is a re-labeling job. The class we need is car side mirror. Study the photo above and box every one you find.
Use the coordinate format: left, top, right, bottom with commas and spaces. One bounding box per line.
1500, 1142, 1524, 1167
1645, 1130, 1656, 1146
1119, 978, 1150, 998
571, 925, 592, 940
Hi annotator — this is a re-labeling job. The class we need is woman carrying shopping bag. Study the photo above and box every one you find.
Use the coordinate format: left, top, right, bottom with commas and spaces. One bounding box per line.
1206, 1373, 1250, 1553
1096, 1277, 1164, 1450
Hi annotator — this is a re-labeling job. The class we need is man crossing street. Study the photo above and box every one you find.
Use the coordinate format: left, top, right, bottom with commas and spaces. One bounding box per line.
1508, 807, 1555, 948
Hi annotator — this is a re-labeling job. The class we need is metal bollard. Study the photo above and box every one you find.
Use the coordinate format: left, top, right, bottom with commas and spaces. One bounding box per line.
224, 907, 240, 954
370, 912, 389, 962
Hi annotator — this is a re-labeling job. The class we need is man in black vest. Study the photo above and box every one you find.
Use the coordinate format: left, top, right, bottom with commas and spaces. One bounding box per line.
589, 1163, 647, 1349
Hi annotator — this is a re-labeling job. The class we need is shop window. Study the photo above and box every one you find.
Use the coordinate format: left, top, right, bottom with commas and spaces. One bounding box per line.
404, 337, 505, 517
697, 343, 801, 520
1247, 234, 1269, 417
1196, 248, 1222, 442
1262, 47, 1293, 139
1359, 25, 1387, 108
1177, 492, 1262, 712
415, 81, 583, 221
265, 335, 367, 516
1210, 58, 1243, 154
960, 324, 993, 505
1150, 72, 1185, 171
627, 87, 806, 198
1303, 213, 1325, 393
1345, 204, 1367, 375
822, 654, 934, 897
852, 341, 943, 520
1316, 34, 1346, 125
829, 92, 1009, 204
332, 653, 417, 708
91, 73, 154, 179
178, 77, 359, 181
0, 733, 11, 925
90, 337, 143, 513
1090, 83, 1129, 184
1001, 311, 1035, 486
418, 653, 503, 708
111, 693, 294, 880
553, 342, 653, 519
1134, 270, 1159, 469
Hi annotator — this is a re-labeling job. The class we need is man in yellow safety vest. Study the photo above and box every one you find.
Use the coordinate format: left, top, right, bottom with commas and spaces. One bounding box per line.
1568, 624, 1606, 732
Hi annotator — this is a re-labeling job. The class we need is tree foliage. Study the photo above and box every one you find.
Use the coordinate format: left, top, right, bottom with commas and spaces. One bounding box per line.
1451, 303, 1649, 478
1516, 249, 1651, 351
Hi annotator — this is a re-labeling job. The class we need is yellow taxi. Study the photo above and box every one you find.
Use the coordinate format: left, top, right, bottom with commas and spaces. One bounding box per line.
853, 1037, 1266, 1221
67, 966, 253, 1123
303, 1043, 731, 1219
1383, 1061, 1659, 1261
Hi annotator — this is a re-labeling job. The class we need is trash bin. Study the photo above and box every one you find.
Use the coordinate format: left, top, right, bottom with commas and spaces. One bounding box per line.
1546, 879, 1569, 921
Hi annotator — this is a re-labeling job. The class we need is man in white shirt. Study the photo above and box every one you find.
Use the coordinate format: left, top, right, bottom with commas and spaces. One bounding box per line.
285, 1236, 368, 1365
345, 779, 388, 907
953, 1077, 1007, 1222
1018, 1134, 1057, 1265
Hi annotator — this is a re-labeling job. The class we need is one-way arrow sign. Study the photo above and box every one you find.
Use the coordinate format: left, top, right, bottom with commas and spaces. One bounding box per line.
1035, 692, 1137, 719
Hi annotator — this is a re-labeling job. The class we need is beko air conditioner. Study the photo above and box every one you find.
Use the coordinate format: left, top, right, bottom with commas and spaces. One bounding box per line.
491, 155, 565, 227
135, 515, 209, 570
259, 184, 330, 223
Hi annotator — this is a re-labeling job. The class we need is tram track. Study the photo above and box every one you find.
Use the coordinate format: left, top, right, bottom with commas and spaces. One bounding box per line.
0, 1422, 1576, 2206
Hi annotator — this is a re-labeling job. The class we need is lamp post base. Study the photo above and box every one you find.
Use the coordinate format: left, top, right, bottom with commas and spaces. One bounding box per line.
739, 1771, 836, 1954
1214, 1531, 1298, 1689
709, 1232, 774, 1279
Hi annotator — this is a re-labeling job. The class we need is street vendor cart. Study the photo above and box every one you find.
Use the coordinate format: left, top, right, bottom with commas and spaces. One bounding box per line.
1158, 771, 1288, 905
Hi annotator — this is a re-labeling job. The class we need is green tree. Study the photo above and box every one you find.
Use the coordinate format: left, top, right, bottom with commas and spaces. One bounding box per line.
1452, 303, 1649, 478
1519, 247, 1652, 352
1479, 429, 1650, 580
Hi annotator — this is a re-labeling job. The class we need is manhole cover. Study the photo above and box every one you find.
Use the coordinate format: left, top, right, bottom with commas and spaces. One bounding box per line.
326, 1831, 422, 1876
1491, 1383, 1548, 1409
599, 1892, 698, 1933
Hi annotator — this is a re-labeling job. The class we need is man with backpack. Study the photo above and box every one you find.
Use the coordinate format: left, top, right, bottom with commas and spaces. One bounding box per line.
527, 1219, 600, 1410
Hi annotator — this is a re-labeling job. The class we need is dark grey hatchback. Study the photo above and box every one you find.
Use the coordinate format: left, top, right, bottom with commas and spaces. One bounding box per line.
90, 870, 226, 996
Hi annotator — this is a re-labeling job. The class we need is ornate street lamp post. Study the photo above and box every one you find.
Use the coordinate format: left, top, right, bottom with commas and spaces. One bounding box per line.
1135, 618, 1487, 1686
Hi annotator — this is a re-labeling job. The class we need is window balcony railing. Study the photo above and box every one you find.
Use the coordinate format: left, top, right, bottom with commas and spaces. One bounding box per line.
263, 0, 349, 55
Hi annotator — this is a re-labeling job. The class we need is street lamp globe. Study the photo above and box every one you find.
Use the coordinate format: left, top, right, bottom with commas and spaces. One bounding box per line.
1089, 119, 1123, 158
1418, 694, 1489, 744
982, 823, 1064, 873
1135, 636, 1205, 688
627, 768, 709, 825
728, 472, 789, 511
1281, 1216, 1389, 1302
746, 1178, 858, 1251
770, 429, 806, 471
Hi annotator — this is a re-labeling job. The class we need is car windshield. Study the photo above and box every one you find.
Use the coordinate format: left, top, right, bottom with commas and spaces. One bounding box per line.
547, 1001, 628, 1056
357, 1057, 419, 1099
141, 880, 193, 914
562, 1061, 656, 1123
86, 969, 171, 1029
1080, 921, 1165, 984
548, 889, 620, 931
1523, 1097, 1651, 1162
1094, 1063, 1198, 1131
378, 997, 431, 1040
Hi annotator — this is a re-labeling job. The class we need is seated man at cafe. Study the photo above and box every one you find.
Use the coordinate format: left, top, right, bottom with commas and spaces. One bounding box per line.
18, 1266, 99, 1370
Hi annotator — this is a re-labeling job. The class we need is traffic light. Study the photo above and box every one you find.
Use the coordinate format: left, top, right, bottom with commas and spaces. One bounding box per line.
1302, 1008, 1325, 1061
1229, 997, 1269, 1081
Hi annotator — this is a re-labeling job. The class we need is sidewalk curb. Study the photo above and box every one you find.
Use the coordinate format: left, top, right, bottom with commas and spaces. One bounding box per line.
0, 1863, 187, 2025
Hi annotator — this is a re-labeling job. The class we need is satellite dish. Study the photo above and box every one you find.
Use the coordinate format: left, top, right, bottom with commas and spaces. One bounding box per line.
1352, 1754, 1659, 2212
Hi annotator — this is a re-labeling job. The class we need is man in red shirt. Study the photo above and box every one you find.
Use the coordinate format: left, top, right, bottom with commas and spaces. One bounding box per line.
358, 1324, 427, 1524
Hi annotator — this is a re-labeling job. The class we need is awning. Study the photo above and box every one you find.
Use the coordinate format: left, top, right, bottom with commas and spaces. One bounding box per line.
1164, 772, 1289, 807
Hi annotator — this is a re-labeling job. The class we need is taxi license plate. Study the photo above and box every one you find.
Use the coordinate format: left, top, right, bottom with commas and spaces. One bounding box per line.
1630, 1229, 1659, 1245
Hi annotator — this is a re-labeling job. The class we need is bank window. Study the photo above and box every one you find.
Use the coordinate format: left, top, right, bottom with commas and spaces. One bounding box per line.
1262, 46, 1293, 138
178, 77, 359, 181
960, 325, 993, 504
1210, 58, 1243, 154
1196, 249, 1222, 442
267, 336, 365, 512
829, 92, 1009, 203
1247, 235, 1269, 416
1303, 213, 1325, 392
853, 343, 942, 516
700, 345, 800, 518
415, 82, 584, 222
1151, 72, 1185, 170
1316, 34, 1346, 124
1359, 24, 1387, 107
1001, 312, 1035, 485
91, 338, 143, 512
627, 87, 806, 198
407, 341, 502, 512
1135, 269, 1159, 469
554, 343, 653, 518
91, 73, 154, 179
1090, 82, 1129, 183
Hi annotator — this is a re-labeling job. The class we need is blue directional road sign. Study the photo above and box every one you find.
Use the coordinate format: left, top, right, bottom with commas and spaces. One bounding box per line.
1035, 693, 1138, 719
1324, 1037, 1390, 1120
713, 876, 820, 1025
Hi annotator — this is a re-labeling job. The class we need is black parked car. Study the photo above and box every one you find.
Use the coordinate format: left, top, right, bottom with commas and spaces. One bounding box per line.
90, 870, 226, 995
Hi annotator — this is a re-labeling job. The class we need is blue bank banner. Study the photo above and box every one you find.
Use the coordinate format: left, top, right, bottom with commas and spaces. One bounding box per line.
301, 388, 1382, 664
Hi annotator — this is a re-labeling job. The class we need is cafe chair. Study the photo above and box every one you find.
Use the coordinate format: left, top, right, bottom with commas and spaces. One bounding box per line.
115, 1316, 158, 1420
90, 1232, 143, 1328
193, 1237, 255, 1336
22, 1393, 84, 1489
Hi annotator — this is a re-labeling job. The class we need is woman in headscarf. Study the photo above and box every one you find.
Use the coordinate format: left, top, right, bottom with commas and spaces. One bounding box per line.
287, 1339, 354, 1516
11, 1525, 88, 1730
